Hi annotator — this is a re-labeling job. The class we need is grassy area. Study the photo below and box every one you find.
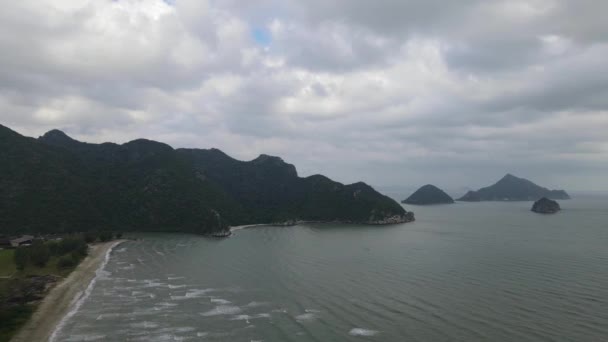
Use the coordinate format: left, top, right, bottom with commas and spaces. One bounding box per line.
0, 249, 16, 277
0, 249, 77, 279
18, 255, 78, 278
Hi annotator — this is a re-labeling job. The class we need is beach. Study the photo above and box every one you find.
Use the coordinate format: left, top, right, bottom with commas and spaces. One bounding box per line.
11, 240, 124, 342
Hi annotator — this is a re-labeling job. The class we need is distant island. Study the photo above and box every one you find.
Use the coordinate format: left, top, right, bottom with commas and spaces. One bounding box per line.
0, 124, 414, 236
402, 185, 454, 205
458, 174, 570, 202
531, 197, 561, 214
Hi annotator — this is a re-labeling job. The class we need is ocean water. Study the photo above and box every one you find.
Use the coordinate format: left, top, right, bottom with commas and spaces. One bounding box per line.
54, 198, 608, 341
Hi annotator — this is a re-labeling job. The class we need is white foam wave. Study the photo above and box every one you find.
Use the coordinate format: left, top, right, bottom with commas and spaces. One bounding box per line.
230, 313, 271, 322
130, 321, 159, 329
157, 301, 178, 307
245, 301, 269, 308
231, 314, 252, 323
96, 313, 123, 320
295, 313, 316, 322
349, 328, 379, 336
142, 279, 165, 288
49, 241, 125, 342
63, 333, 106, 341
201, 305, 242, 316
210, 298, 231, 304
171, 288, 214, 300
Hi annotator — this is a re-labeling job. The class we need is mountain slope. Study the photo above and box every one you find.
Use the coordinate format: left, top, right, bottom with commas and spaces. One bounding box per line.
458, 174, 570, 201
0, 125, 413, 234
402, 184, 454, 205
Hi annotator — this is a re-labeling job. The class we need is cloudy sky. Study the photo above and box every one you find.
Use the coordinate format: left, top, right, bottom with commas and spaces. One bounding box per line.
1, 0, 607, 193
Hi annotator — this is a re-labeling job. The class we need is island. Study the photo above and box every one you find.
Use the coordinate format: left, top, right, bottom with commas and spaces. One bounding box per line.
0, 124, 414, 237
458, 174, 570, 202
402, 184, 454, 205
531, 197, 561, 214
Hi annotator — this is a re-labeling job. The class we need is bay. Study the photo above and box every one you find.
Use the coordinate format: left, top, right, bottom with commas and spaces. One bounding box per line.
54, 197, 608, 341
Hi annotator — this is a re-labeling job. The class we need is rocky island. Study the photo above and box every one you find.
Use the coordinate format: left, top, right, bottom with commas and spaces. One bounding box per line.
531, 197, 561, 214
0, 124, 414, 236
402, 184, 454, 205
458, 174, 570, 202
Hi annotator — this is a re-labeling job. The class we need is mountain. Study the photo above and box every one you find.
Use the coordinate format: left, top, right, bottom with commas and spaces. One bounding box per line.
457, 174, 570, 202
0, 124, 413, 235
402, 184, 454, 205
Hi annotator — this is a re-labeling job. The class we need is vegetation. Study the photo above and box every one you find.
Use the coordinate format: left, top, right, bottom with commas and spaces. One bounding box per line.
0, 235, 93, 340
0, 249, 16, 277
0, 304, 33, 342
458, 174, 570, 202
0, 124, 412, 236
11, 236, 88, 271
402, 184, 454, 205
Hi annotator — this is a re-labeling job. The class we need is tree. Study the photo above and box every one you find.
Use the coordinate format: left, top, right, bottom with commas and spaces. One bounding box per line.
56, 236, 87, 256
99, 231, 113, 242
29, 240, 50, 267
57, 255, 76, 268
13, 248, 28, 270
84, 232, 97, 243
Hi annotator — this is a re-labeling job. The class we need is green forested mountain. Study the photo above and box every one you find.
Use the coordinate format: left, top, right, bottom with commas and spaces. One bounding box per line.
457, 174, 570, 202
0, 125, 413, 235
402, 184, 454, 205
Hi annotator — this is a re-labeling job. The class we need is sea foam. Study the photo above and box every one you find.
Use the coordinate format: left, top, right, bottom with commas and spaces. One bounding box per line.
349, 328, 379, 336
49, 241, 125, 342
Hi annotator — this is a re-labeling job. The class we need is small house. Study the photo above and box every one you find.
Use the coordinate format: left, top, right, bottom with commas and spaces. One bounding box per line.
10, 235, 34, 247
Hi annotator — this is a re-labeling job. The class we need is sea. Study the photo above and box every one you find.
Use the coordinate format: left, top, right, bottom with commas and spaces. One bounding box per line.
53, 195, 608, 341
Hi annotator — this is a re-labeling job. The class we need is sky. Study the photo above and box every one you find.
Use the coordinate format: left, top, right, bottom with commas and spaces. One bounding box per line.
1, 0, 607, 193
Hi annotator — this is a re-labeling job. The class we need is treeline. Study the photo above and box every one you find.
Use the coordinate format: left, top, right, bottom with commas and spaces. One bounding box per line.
84, 231, 122, 243
13, 232, 123, 270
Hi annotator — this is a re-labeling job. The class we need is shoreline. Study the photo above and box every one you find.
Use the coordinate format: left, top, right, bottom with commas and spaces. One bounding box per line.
229, 216, 415, 233
11, 240, 125, 342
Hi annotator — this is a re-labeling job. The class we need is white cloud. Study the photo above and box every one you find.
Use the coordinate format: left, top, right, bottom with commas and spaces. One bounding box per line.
1, 0, 608, 191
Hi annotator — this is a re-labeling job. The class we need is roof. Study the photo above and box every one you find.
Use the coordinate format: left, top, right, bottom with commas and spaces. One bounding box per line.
11, 235, 34, 244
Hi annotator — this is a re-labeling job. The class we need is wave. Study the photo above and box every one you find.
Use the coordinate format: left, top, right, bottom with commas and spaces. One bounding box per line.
49, 240, 125, 342
201, 305, 242, 316
349, 328, 379, 336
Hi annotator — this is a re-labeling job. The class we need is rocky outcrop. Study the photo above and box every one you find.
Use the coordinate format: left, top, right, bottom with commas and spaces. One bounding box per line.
402, 185, 454, 205
531, 197, 561, 214
365, 212, 415, 225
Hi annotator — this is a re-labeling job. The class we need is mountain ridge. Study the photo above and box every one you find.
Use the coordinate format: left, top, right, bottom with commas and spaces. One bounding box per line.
0, 124, 413, 235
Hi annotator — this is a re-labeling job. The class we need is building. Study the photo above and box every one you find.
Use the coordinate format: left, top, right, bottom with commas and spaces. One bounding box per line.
10, 235, 34, 247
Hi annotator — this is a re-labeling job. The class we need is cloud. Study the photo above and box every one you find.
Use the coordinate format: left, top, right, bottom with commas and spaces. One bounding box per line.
0, 0, 607, 191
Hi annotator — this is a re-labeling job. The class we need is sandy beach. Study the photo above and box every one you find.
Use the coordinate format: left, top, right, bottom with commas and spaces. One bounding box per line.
11, 240, 125, 342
